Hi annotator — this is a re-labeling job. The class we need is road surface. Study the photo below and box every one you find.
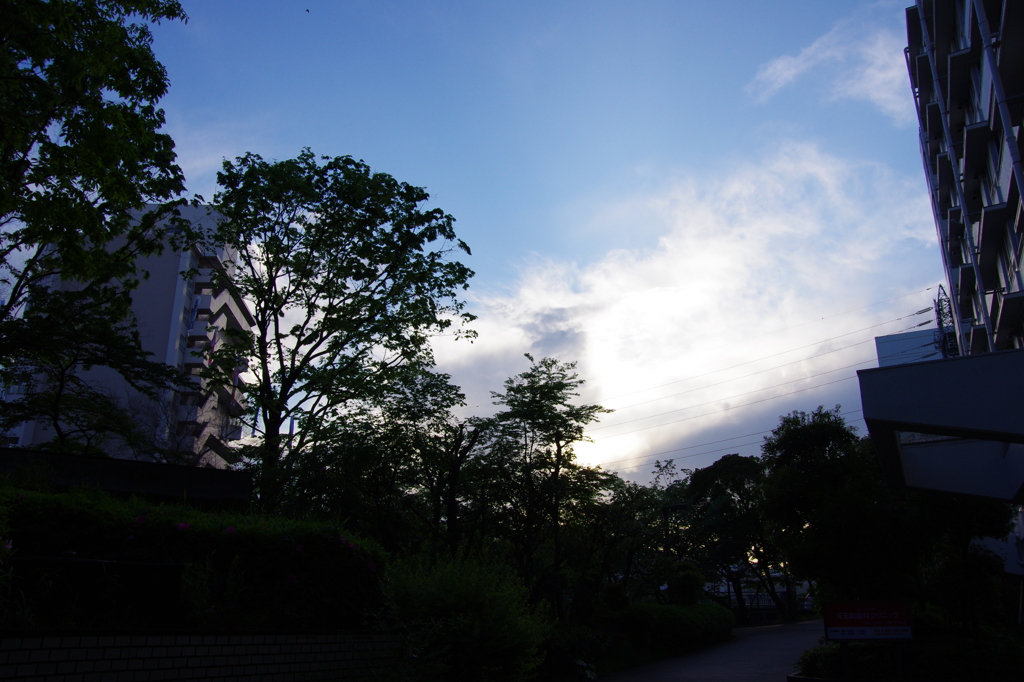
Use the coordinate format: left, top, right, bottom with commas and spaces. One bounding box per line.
600, 619, 824, 682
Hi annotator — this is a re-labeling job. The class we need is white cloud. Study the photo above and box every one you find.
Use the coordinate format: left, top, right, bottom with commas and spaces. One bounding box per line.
746, 8, 915, 126
433, 141, 939, 478
831, 29, 914, 124
747, 25, 848, 103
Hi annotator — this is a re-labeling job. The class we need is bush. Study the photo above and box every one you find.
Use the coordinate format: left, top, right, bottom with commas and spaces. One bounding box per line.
389, 558, 550, 682
0, 484, 385, 630
664, 560, 704, 606
797, 628, 1024, 681
610, 601, 735, 657
536, 601, 734, 679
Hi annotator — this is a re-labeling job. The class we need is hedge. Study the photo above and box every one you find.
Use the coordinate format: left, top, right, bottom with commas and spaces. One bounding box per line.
0, 484, 385, 631
539, 600, 736, 678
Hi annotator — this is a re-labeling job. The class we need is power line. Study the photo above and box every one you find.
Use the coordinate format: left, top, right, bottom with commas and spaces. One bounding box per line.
660, 285, 936, 363
599, 307, 933, 404
593, 374, 859, 440
608, 337, 874, 413
612, 439, 767, 469
590, 357, 876, 433
598, 409, 865, 471
606, 440, 756, 470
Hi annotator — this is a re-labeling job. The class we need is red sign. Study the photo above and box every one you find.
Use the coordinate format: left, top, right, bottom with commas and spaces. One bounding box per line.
824, 601, 912, 641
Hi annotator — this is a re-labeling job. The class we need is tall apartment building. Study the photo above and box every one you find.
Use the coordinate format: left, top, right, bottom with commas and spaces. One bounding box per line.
8, 206, 254, 468
906, 0, 1024, 353
855, 0, 1024, 505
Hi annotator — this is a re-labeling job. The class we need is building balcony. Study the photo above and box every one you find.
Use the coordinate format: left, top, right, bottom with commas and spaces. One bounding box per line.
187, 324, 215, 344
947, 206, 965, 238
927, 4, 956, 67
997, 0, 1024, 102
968, 323, 990, 354
210, 289, 256, 330
198, 242, 237, 268
946, 48, 974, 128
176, 419, 205, 438
214, 383, 248, 418
906, 6, 922, 58
994, 290, 1024, 349
191, 268, 216, 289
960, 121, 990, 213
183, 349, 206, 371
975, 202, 1009, 289
194, 294, 213, 315
936, 152, 954, 194
945, 236, 963, 267
914, 51, 934, 112
177, 374, 203, 398
1007, 172, 1022, 238
956, 262, 977, 298
924, 101, 944, 142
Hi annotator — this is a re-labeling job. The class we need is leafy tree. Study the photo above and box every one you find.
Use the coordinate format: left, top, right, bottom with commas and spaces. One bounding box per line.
1, 0, 190, 324
758, 407, 912, 602
555, 472, 658, 620
479, 355, 610, 616
679, 454, 790, 622
280, 366, 477, 553
0, 1, 199, 454
0, 287, 184, 455
208, 150, 474, 509
758, 406, 1014, 609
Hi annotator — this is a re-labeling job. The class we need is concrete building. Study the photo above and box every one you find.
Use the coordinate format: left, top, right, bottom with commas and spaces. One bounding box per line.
906, 0, 1024, 353
874, 328, 944, 367
6, 206, 253, 468
856, 0, 1024, 504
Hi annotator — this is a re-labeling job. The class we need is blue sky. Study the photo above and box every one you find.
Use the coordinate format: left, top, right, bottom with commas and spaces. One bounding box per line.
150, 1, 943, 479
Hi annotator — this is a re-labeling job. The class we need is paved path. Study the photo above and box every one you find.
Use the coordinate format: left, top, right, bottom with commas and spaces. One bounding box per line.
600, 619, 824, 682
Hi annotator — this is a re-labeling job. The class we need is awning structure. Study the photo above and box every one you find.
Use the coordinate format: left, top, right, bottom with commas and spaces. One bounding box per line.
857, 349, 1024, 502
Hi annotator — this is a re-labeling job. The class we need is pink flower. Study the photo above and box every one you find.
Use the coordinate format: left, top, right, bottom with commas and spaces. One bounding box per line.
134, 515, 148, 525
2, 539, 12, 551
177, 522, 191, 531
366, 562, 377, 572
286, 574, 298, 584
225, 526, 236, 535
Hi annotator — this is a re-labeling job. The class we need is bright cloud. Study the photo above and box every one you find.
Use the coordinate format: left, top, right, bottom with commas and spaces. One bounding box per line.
433, 141, 938, 478
746, 8, 915, 126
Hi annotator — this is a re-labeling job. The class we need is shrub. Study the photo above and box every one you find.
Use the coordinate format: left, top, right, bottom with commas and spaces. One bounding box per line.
664, 560, 704, 606
611, 601, 735, 657
797, 628, 1024, 681
0, 484, 385, 630
389, 558, 550, 682
538, 600, 735, 678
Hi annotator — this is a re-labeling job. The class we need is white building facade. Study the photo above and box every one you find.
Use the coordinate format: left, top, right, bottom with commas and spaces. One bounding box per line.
9, 206, 254, 468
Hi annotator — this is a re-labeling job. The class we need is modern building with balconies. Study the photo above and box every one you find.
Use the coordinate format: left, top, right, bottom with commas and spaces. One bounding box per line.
9, 206, 254, 468
857, 0, 1024, 505
906, 0, 1024, 353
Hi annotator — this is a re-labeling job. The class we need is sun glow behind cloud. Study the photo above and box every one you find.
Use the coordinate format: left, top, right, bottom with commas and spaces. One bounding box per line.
147, 2, 940, 481
432, 141, 939, 478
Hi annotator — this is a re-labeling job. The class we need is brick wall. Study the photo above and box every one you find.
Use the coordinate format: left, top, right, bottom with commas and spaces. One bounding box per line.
0, 632, 403, 681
